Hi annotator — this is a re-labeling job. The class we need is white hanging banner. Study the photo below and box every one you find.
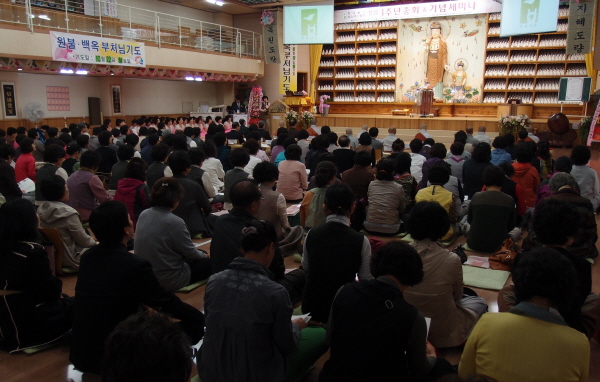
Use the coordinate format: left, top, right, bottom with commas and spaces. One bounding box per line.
334, 0, 502, 23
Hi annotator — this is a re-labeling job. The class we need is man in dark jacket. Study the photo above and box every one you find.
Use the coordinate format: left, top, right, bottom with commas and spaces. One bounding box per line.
96, 131, 118, 174
0, 144, 22, 201
70, 201, 204, 374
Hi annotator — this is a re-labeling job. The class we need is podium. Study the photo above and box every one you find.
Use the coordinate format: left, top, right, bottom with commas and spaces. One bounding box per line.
419, 90, 434, 116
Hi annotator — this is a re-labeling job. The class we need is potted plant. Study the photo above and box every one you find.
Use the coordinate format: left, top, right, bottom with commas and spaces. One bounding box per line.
319, 95, 331, 116
499, 114, 532, 136
285, 110, 299, 129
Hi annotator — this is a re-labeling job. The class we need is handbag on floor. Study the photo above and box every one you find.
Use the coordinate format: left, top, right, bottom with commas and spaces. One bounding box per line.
489, 237, 518, 271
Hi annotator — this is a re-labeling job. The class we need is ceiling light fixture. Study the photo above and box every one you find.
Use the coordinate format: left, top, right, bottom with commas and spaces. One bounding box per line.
195, 77, 203, 81
38, 15, 50, 20
185, 75, 195, 81
76, 69, 88, 75
17, 68, 23, 71
60, 69, 74, 74
206, 0, 224, 6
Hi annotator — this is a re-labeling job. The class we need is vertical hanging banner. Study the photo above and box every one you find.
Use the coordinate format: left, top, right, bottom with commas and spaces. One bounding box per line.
262, 11, 280, 64
1, 82, 17, 118
280, 45, 297, 93
566, 0, 595, 55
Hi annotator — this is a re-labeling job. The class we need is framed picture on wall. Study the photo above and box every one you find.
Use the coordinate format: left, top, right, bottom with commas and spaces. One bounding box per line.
1, 82, 18, 119
111, 85, 122, 115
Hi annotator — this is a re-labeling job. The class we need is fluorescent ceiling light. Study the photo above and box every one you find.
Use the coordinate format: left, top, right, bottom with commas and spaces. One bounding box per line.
76, 69, 88, 75
17, 68, 23, 71
195, 78, 203, 81
38, 15, 50, 20
60, 69, 74, 74
185, 76, 195, 81
206, 0, 224, 6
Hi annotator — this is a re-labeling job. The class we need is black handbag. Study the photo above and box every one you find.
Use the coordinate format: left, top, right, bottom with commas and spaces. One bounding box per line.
452, 244, 468, 264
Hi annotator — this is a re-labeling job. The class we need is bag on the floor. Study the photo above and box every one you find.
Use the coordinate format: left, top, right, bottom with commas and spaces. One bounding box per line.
452, 244, 468, 264
489, 237, 518, 271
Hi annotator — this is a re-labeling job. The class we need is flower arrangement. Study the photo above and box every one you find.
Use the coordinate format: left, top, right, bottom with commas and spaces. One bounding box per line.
260, 10, 275, 26
301, 111, 314, 128
248, 85, 263, 119
499, 114, 532, 135
319, 94, 331, 114
578, 116, 595, 143
285, 110, 299, 126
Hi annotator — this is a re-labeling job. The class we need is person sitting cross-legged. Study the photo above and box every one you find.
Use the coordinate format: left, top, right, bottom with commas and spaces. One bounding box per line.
70, 200, 204, 374
320, 241, 454, 382
302, 184, 373, 324
403, 201, 488, 348
113, 158, 150, 230
198, 220, 327, 382
223, 148, 250, 210
364, 158, 405, 236
135, 177, 212, 292
459, 247, 590, 382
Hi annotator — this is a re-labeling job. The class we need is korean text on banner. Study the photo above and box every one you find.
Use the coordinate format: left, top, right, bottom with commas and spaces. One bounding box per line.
566, 0, 596, 55
50, 31, 146, 67
280, 45, 297, 93
264, 13, 281, 64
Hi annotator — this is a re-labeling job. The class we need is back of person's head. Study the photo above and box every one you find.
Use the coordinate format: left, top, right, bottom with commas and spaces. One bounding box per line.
536, 140, 551, 160
76, 134, 90, 149
230, 147, 250, 167
282, 137, 296, 150
321, 126, 331, 135
370, 242, 424, 286
241, 219, 278, 253
125, 134, 139, 147
428, 163, 450, 185
409, 138, 424, 154
450, 142, 464, 156
102, 311, 192, 382
80, 149, 102, 170
147, 133, 160, 146
258, 121, 265, 129
0, 143, 15, 161
504, 133, 515, 146
515, 146, 532, 163
98, 130, 112, 146
6, 127, 16, 136
424, 138, 435, 146
150, 177, 185, 208
553, 156, 572, 173
548, 172, 578, 193
203, 140, 217, 158
43, 144, 66, 163
16, 126, 27, 135
518, 129, 528, 140
183, 127, 194, 138
40, 174, 67, 201
0, 199, 38, 254
571, 145, 591, 166
392, 138, 405, 152
253, 161, 278, 183
354, 150, 372, 167
492, 135, 507, 149
59, 133, 72, 146
315, 160, 338, 188
533, 198, 579, 246
408, 201, 450, 241
124, 158, 147, 182
277, 127, 288, 138
230, 180, 262, 209
525, 140, 537, 156
89, 201, 131, 246
395, 152, 412, 174
188, 147, 206, 166
117, 144, 135, 161
150, 143, 169, 163
472, 142, 492, 162
358, 132, 372, 146
315, 134, 330, 150
512, 247, 576, 313
328, 133, 338, 146
478, 126, 486, 133
213, 132, 227, 147
19, 138, 34, 153
242, 139, 260, 156
168, 150, 192, 175
297, 129, 309, 140
482, 165, 505, 188
47, 127, 58, 138
248, 124, 258, 132
285, 144, 302, 161
454, 130, 467, 145
375, 158, 395, 181
139, 126, 148, 136
27, 128, 38, 139
429, 143, 447, 159
112, 129, 121, 138
369, 127, 379, 138
324, 183, 354, 216
172, 134, 188, 151
526, 125, 534, 133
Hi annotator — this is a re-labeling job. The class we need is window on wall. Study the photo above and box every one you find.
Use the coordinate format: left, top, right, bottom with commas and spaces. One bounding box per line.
297, 72, 308, 93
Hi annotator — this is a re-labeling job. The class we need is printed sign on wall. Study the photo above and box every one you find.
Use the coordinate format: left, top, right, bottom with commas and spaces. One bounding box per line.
263, 12, 281, 64
2, 82, 17, 118
566, 0, 596, 55
50, 31, 146, 67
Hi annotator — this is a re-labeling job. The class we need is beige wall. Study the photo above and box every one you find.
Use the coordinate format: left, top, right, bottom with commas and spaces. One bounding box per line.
117, 0, 214, 23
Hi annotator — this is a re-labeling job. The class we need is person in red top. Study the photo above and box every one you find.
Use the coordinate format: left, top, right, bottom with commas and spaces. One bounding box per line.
511, 147, 540, 208
15, 138, 37, 183
114, 158, 150, 230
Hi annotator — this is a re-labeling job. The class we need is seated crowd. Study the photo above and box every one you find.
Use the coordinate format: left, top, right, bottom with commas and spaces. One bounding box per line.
0, 118, 599, 382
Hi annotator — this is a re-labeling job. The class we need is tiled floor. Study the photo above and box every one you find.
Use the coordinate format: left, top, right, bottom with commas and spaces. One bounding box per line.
1, 148, 599, 382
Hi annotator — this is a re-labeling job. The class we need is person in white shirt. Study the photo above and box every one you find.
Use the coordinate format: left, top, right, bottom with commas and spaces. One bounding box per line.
345, 128, 359, 149
200, 141, 225, 194
242, 139, 263, 177
570, 145, 600, 210
475, 126, 492, 145
297, 129, 311, 162
382, 126, 398, 152
408, 139, 427, 184
526, 126, 539, 143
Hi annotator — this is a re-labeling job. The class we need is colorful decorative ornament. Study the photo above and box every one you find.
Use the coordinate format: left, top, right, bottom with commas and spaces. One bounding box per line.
260, 10, 275, 26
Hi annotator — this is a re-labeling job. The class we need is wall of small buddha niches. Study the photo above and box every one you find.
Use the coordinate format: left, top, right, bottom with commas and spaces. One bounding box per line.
316, 3, 585, 107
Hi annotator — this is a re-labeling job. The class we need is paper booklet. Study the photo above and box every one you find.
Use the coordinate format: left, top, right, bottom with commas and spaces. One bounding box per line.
465, 256, 490, 269
286, 204, 301, 216
18, 178, 35, 193
292, 313, 311, 323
